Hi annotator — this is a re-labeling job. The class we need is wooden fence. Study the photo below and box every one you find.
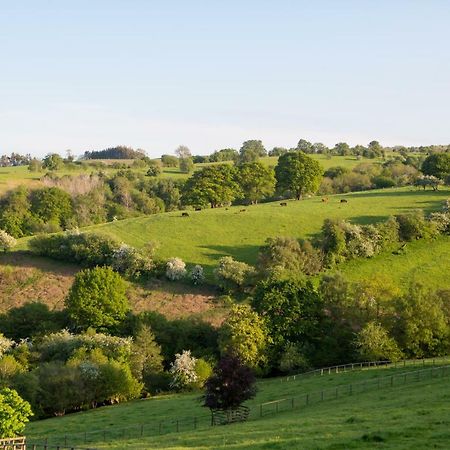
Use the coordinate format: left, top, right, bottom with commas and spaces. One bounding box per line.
0, 438, 26, 450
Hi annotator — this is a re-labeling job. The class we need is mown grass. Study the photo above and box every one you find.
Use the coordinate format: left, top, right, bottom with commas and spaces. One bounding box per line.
26, 360, 450, 449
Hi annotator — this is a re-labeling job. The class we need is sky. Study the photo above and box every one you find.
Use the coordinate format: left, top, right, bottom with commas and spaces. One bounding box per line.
1, 1, 450, 158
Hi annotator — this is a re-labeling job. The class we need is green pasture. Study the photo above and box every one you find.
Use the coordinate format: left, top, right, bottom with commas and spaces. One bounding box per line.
26, 359, 450, 449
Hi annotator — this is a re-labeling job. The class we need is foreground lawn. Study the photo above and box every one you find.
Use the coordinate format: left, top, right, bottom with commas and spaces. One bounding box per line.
26, 359, 450, 448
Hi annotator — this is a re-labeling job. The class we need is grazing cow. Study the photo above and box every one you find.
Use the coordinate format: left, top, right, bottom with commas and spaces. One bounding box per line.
321, 197, 328, 203
240, 209, 247, 212
182, 212, 190, 217
195, 207, 202, 211
280, 202, 288, 207
340, 199, 348, 203
225, 207, 229, 210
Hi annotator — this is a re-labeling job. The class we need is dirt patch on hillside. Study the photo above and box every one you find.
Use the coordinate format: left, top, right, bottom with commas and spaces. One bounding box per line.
0, 253, 225, 324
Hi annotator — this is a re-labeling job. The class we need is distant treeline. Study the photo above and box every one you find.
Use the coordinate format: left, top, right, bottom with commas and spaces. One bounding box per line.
84, 146, 146, 160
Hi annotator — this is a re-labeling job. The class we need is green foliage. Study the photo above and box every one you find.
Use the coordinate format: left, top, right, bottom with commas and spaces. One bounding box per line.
182, 164, 242, 208
356, 322, 403, 362
209, 148, 238, 162
30, 187, 73, 229
251, 278, 324, 361
0, 388, 33, 438
42, 153, 64, 171
236, 162, 275, 204
278, 342, 311, 374
0, 303, 67, 341
214, 256, 256, 291
179, 157, 194, 174
65, 267, 129, 330
258, 236, 323, 276
275, 151, 323, 199
218, 305, 269, 369
395, 211, 435, 241
161, 155, 179, 167
238, 140, 267, 163
193, 358, 213, 389
421, 153, 450, 180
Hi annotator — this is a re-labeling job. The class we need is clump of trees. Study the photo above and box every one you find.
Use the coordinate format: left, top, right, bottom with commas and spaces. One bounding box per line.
84, 146, 146, 160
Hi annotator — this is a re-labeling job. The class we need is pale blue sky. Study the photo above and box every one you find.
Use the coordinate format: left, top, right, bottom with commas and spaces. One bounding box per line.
1, 1, 449, 157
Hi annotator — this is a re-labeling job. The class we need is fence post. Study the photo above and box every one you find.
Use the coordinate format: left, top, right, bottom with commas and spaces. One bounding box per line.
291, 398, 295, 409
276, 402, 279, 414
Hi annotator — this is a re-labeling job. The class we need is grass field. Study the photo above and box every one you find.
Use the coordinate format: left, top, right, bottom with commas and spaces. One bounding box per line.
76, 187, 450, 282
26, 360, 450, 449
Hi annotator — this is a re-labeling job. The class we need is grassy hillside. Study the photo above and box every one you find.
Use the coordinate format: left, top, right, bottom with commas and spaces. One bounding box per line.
75, 187, 450, 280
26, 360, 450, 449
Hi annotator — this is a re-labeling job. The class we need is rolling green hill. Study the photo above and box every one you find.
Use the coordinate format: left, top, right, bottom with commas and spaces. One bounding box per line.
26, 359, 450, 449
74, 187, 450, 284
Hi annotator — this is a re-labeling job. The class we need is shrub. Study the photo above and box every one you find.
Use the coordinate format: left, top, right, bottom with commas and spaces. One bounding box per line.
0, 388, 33, 438
214, 256, 256, 291
111, 244, 153, 279
372, 175, 396, 189
189, 265, 205, 285
356, 322, 403, 362
65, 267, 129, 330
395, 211, 435, 241
166, 257, 187, 281
0, 230, 17, 252
0, 335, 14, 358
278, 342, 311, 374
193, 358, 213, 389
169, 350, 198, 390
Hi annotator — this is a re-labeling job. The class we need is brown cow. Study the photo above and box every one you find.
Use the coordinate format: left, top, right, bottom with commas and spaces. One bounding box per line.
280, 202, 288, 206
182, 212, 190, 217
340, 199, 348, 203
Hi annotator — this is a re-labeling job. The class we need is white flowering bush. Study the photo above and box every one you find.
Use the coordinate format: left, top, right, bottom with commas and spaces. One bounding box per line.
214, 256, 256, 291
169, 350, 198, 390
0, 230, 17, 252
166, 257, 187, 281
0, 334, 14, 357
189, 265, 205, 285
112, 244, 153, 278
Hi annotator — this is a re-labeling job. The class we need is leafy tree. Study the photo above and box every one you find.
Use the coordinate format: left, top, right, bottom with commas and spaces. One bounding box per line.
179, 157, 194, 173
333, 142, 351, 156
146, 161, 162, 177
28, 158, 42, 172
296, 139, 314, 153
356, 321, 402, 362
236, 162, 275, 204
175, 145, 192, 159
42, 153, 64, 170
324, 166, 349, 179
182, 165, 241, 208
218, 305, 269, 368
251, 278, 324, 357
0, 230, 17, 252
65, 267, 129, 330
161, 154, 179, 167
421, 153, 450, 180
238, 140, 266, 163
30, 187, 73, 229
0, 388, 33, 438
203, 354, 256, 414
275, 152, 322, 199
84, 146, 145, 160
169, 350, 198, 390
0, 187, 33, 238
209, 148, 238, 162
268, 147, 288, 156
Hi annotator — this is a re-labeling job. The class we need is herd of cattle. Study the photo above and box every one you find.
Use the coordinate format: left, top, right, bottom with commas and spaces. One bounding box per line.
180, 198, 349, 217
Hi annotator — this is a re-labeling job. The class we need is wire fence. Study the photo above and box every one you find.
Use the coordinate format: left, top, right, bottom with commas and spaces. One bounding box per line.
29, 357, 450, 448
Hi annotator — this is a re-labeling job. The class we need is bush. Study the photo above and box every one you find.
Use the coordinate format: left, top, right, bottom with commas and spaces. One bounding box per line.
356, 322, 403, 362
395, 211, 435, 241
372, 175, 396, 189
189, 265, 205, 285
169, 350, 198, 391
278, 342, 311, 374
166, 257, 187, 281
214, 256, 256, 291
66, 267, 129, 330
111, 244, 153, 279
193, 358, 213, 389
0, 230, 17, 252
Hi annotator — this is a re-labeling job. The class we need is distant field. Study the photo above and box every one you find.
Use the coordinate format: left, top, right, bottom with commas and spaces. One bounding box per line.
26, 360, 450, 449
0, 154, 384, 194
74, 187, 450, 280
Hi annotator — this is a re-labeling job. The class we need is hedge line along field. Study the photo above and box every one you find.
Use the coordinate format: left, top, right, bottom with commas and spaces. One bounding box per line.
26, 361, 450, 449
76, 187, 450, 279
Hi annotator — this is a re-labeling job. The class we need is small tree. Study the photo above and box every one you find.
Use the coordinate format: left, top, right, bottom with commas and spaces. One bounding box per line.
189, 265, 205, 285
179, 157, 194, 174
0, 230, 17, 252
169, 350, 198, 390
214, 256, 255, 291
166, 257, 187, 281
0, 388, 33, 438
203, 354, 256, 421
65, 267, 129, 330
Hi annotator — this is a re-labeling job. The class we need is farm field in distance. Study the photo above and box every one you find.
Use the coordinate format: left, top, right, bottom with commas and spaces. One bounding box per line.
26, 360, 450, 449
